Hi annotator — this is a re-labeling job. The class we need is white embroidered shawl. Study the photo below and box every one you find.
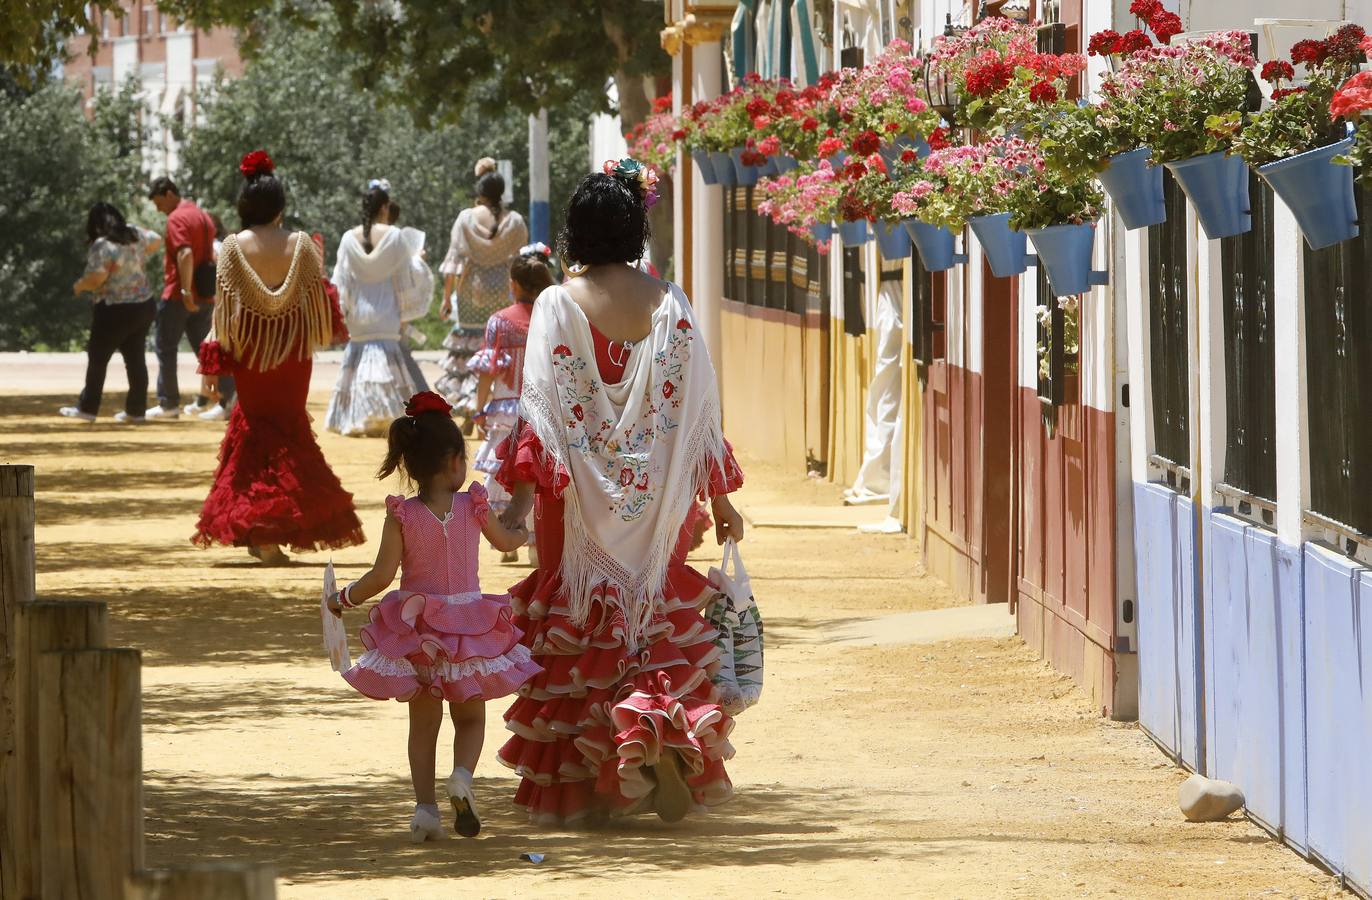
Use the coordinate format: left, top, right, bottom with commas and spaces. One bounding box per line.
520, 284, 726, 648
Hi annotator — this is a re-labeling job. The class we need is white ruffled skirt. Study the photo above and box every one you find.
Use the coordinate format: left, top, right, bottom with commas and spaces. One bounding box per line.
325, 340, 429, 437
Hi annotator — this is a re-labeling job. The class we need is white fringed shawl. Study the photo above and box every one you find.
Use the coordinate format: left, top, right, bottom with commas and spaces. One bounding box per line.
520, 284, 726, 649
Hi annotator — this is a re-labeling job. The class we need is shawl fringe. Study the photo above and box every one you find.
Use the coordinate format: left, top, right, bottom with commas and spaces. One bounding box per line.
214, 234, 333, 371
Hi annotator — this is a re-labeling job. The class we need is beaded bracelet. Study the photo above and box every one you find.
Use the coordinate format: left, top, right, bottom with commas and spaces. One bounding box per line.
338, 583, 359, 610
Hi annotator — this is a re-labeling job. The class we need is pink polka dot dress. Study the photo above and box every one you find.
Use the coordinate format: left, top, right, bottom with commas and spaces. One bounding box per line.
343, 483, 541, 703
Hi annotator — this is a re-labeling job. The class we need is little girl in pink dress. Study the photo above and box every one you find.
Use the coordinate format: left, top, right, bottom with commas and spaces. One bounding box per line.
330, 390, 540, 842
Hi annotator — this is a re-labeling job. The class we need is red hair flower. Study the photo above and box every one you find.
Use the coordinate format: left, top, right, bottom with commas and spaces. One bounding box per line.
1261, 60, 1295, 84
404, 391, 452, 418
239, 150, 274, 179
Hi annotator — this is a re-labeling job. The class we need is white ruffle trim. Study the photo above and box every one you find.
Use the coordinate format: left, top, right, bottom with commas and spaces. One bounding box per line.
354, 644, 533, 680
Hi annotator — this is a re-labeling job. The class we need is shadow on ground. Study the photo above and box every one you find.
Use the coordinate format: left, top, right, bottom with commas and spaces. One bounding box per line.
144, 775, 895, 883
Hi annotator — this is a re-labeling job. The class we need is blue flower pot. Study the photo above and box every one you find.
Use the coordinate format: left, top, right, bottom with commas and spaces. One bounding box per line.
1258, 136, 1358, 251
874, 220, 912, 259
773, 153, 800, 174
810, 222, 834, 244
1025, 222, 1109, 297
691, 149, 720, 186
1099, 147, 1166, 231
729, 147, 762, 187
758, 154, 781, 177
969, 213, 1034, 278
827, 151, 849, 169
1164, 151, 1251, 240
904, 220, 967, 272
838, 219, 870, 246
710, 150, 738, 187
878, 134, 932, 170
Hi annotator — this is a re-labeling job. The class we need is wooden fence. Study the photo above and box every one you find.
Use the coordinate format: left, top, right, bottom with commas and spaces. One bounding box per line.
0, 464, 276, 899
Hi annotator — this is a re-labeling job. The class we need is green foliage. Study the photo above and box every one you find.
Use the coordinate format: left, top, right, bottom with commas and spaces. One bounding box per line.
1028, 104, 1128, 177
174, 12, 589, 269
1233, 87, 1346, 168
0, 78, 150, 350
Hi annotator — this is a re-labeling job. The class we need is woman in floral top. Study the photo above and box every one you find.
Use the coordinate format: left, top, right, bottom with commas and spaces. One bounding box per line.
60, 202, 163, 423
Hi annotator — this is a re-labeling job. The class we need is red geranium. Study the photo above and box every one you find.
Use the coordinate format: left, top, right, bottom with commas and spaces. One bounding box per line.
651, 93, 672, 113
1291, 39, 1329, 67
1331, 70, 1372, 119
1327, 24, 1367, 65
899, 149, 918, 163
239, 150, 274, 179
964, 60, 1013, 98
1149, 10, 1182, 43
404, 391, 452, 418
801, 116, 819, 131
1029, 81, 1058, 104
1118, 29, 1153, 54
1271, 87, 1307, 101
671, 129, 687, 141
1128, 0, 1162, 19
745, 97, 771, 118
851, 129, 881, 156
1088, 30, 1122, 57
1261, 60, 1295, 83
818, 136, 845, 158
927, 126, 951, 151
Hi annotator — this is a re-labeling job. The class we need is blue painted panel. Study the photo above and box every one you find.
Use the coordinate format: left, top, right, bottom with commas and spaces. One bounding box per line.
1175, 496, 1200, 770
1134, 481, 1198, 763
1302, 544, 1365, 880
1270, 539, 1307, 851
1205, 513, 1250, 783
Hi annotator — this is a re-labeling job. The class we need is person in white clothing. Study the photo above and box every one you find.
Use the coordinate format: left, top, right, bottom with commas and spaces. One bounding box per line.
325, 179, 431, 436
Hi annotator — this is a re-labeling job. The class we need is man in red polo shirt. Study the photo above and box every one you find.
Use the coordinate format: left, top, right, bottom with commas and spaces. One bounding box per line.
146, 177, 235, 420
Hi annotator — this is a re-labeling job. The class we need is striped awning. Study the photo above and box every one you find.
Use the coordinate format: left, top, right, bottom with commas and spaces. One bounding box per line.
732, 0, 756, 83
791, 0, 820, 84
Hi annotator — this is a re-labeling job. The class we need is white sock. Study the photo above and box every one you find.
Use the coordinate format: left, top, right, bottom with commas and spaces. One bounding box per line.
416, 802, 440, 817
450, 766, 473, 787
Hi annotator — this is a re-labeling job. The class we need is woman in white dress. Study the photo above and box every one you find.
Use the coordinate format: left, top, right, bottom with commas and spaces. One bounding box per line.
326, 179, 431, 436
435, 159, 528, 421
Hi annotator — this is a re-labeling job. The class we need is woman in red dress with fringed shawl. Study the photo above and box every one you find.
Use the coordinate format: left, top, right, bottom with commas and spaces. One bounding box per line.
193, 151, 364, 565
495, 161, 747, 825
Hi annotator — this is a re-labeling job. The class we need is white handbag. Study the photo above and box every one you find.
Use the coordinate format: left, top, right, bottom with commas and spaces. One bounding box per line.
704, 539, 764, 715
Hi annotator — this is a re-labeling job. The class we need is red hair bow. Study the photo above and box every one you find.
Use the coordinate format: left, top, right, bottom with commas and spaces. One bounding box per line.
405, 391, 452, 418
239, 150, 275, 179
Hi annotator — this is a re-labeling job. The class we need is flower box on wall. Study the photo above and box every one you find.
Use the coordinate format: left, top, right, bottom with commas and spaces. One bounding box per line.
1165, 151, 1252, 240
905, 219, 967, 272
1099, 148, 1168, 230
1257, 137, 1359, 250
1025, 221, 1108, 297
970, 213, 1035, 278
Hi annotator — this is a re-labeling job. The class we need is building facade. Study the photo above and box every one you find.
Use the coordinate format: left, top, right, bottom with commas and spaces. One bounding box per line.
61, 3, 243, 175
666, 0, 1372, 891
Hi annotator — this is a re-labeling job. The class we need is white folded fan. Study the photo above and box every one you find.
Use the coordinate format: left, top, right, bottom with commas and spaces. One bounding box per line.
321, 560, 352, 672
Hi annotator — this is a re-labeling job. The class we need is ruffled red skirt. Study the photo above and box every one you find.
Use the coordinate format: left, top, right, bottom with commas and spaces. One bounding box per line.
192, 356, 364, 552
494, 426, 743, 826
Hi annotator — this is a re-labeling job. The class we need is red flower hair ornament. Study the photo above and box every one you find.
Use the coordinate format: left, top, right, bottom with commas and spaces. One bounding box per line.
405, 391, 453, 418
239, 150, 275, 179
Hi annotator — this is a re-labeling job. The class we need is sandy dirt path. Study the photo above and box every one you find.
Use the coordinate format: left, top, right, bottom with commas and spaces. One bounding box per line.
0, 356, 1347, 898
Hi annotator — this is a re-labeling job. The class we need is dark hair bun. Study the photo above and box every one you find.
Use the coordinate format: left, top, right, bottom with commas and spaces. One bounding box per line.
237, 172, 286, 229
557, 173, 650, 268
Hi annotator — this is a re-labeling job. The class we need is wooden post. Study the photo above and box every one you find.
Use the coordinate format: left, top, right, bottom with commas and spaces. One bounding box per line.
38, 648, 142, 900
0, 464, 36, 899
125, 864, 277, 900
12, 601, 109, 899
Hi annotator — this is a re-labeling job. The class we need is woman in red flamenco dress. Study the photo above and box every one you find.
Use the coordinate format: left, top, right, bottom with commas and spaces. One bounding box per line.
192, 151, 364, 564
494, 162, 747, 826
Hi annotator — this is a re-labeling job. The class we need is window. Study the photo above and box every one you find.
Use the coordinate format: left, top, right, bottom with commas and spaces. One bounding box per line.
910, 254, 944, 364
1147, 171, 1191, 478
1218, 173, 1277, 511
1304, 181, 1372, 540
1034, 267, 1080, 409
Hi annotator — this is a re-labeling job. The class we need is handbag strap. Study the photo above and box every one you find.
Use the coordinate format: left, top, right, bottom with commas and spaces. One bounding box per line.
719, 539, 752, 600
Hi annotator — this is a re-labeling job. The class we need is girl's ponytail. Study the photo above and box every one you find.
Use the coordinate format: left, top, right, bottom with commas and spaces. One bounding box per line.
377, 392, 466, 487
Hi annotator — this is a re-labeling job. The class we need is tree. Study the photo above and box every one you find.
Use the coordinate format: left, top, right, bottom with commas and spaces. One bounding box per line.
157, 0, 676, 269
174, 10, 591, 343
0, 78, 149, 350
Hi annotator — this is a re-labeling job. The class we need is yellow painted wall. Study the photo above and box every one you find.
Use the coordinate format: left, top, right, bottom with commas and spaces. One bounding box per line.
825, 328, 869, 488
719, 303, 811, 469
